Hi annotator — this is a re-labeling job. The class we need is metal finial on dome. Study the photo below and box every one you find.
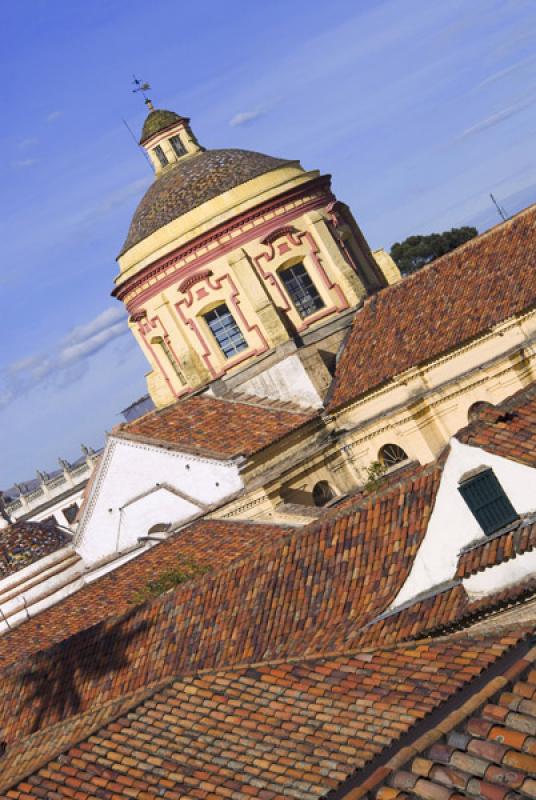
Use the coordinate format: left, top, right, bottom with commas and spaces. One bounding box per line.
132, 75, 154, 111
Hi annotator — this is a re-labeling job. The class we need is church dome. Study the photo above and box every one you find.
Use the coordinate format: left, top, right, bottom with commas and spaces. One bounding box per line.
139, 108, 187, 145
120, 148, 293, 255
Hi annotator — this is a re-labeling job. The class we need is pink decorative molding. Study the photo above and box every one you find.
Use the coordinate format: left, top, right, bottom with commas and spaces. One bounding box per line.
253, 227, 349, 333
136, 314, 189, 399
261, 226, 299, 246
129, 309, 147, 323
115, 176, 334, 308
175, 271, 269, 379
178, 270, 213, 293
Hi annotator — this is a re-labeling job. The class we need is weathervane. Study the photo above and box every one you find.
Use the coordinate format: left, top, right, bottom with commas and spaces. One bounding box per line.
132, 75, 154, 110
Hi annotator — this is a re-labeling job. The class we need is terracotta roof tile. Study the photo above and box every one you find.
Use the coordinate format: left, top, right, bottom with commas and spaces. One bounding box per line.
327, 204, 536, 412
117, 393, 316, 458
456, 518, 536, 579
372, 645, 536, 800
0, 519, 288, 670
0, 469, 441, 745
0, 631, 527, 799
120, 148, 293, 254
0, 521, 71, 579
456, 382, 536, 466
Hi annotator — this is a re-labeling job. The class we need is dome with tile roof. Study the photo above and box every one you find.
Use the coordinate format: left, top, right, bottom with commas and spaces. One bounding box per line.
120, 147, 294, 255
139, 108, 187, 145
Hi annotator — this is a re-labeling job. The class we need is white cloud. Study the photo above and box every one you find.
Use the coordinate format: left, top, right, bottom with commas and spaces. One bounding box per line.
47, 111, 63, 123
459, 97, 534, 139
229, 109, 265, 127
65, 306, 125, 345
476, 54, 536, 89
0, 306, 129, 410
11, 158, 38, 169
18, 137, 38, 150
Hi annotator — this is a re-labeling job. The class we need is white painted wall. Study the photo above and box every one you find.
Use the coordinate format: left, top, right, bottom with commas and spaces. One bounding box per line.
238, 353, 322, 408
119, 487, 199, 551
392, 438, 536, 608
75, 436, 243, 564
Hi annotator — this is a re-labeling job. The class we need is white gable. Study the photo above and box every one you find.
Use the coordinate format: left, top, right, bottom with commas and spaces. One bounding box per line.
391, 437, 536, 609
75, 436, 243, 564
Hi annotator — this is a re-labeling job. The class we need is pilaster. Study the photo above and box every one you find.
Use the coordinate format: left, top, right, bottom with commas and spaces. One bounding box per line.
228, 248, 289, 348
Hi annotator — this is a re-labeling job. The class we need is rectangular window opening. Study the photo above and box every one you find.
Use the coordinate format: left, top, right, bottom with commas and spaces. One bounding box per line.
204, 303, 248, 359
458, 468, 519, 535
279, 262, 325, 319
170, 135, 186, 158
154, 145, 168, 167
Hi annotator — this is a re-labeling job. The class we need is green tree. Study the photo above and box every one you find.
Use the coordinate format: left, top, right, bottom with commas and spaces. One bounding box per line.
390, 226, 478, 276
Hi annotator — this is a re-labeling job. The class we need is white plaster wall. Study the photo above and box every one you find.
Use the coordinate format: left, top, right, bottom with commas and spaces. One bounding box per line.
119, 488, 199, 552
75, 436, 243, 564
238, 353, 322, 408
392, 438, 536, 608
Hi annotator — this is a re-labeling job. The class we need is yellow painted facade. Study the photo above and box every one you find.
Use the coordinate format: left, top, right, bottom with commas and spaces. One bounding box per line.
115, 106, 535, 521
115, 110, 389, 407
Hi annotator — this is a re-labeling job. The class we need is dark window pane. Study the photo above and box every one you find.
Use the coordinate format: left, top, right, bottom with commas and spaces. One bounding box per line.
170, 135, 186, 157
154, 145, 168, 167
279, 263, 324, 319
204, 304, 247, 359
62, 503, 79, 525
458, 468, 518, 535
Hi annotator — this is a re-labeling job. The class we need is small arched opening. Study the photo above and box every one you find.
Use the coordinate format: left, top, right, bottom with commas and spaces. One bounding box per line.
467, 401, 495, 423
147, 522, 171, 535
312, 480, 335, 507
378, 443, 409, 469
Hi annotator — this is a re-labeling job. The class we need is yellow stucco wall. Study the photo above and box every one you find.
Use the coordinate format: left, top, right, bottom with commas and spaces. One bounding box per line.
118, 167, 386, 407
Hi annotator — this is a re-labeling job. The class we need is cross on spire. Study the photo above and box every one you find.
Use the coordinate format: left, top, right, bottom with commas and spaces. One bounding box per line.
132, 75, 154, 111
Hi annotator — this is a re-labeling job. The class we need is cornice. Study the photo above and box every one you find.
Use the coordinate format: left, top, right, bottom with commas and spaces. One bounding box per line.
113, 175, 333, 306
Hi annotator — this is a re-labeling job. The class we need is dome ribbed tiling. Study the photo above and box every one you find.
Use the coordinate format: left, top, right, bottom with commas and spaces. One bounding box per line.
139, 109, 186, 144
120, 148, 292, 255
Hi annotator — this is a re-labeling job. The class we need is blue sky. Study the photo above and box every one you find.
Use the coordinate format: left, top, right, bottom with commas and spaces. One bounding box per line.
1, 0, 535, 486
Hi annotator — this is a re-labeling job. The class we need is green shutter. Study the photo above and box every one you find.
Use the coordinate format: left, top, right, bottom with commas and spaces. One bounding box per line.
458, 468, 518, 535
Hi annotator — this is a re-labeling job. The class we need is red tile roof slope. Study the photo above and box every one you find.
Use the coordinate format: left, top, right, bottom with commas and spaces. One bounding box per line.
117, 393, 316, 458
0, 519, 289, 670
327, 204, 536, 412
0, 520, 71, 579
0, 630, 527, 799
456, 516, 536, 579
3, 381, 536, 798
368, 642, 536, 800
456, 382, 536, 466
0, 467, 441, 744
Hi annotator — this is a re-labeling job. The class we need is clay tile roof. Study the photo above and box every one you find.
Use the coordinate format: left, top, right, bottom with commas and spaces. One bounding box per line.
117, 393, 316, 458
456, 516, 536, 580
139, 108, 186, 144
456, 382, 536, 466
0, 519, 289, 670
1, 458, 536, 797
327, 204, 536, 412
119, 148, 293, 254
0, 467, 442, 744
0, 630, 528, 799
0, 520, 71, 579
369, 641, 536, 800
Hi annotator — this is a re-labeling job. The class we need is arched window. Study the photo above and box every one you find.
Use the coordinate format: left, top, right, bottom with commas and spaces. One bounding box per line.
312, 480, 335, 507
467, 401, 494, 423
147, 523, 171, 535
378, 443, 408, 468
